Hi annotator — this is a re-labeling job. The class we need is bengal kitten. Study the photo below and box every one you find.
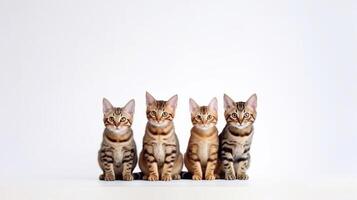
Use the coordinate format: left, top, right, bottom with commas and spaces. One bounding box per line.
218, 94, 257, 180
98, 98, 137, 181
139, 92, 183, 181
184, 98, 219, 180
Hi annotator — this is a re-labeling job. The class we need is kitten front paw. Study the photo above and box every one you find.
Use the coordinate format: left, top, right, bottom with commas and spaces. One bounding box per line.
214, 174, 220, 179
147, 174, 159, 181
99, 174, 104, 180
224, 173, 236, 180
205, 173, 216, 180
104, 173, 115, 181
237, 173, 249, 180
123, 173, 134, 181
161, 174, 172, 181
192, 174, 202, 180
172, 174, 181, 180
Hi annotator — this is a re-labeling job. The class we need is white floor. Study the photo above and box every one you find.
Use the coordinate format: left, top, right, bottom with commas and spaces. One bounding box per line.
1, 178, 356, 200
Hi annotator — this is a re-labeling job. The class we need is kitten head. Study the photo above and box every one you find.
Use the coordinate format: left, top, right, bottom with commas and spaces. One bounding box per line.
146, 91, 178, 127
190, 97, 218, 130
223, 93, 257, 129
102, 98, 135, 134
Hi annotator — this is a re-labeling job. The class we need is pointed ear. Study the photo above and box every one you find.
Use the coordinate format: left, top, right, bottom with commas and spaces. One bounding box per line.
246, 93, 257, 110
189, 98, 200, 114
223, 94, 235, 110
146, 91, 156, 106
167, 94, 178, 110
208, 97, 218, 113
103, 98, 114, 114
123, 99, 135, 115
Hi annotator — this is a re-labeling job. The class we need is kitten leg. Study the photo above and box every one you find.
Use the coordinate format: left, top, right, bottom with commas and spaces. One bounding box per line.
221, 146, 236, 180
236, 155, 250, 180
172, 153, 183, 180
161, 144, 177, 181
187, 144, 202, 180
122, 149, 135, 181
99, 149, 115, 181
205, 144, 218, 180
144, 145, 159, 181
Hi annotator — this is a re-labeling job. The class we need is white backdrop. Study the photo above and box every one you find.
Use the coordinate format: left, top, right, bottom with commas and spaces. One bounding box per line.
0, 0, 356, 196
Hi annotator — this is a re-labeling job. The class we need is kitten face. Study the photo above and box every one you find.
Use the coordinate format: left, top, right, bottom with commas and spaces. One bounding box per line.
146, 92, 178, 127
223, 94, 257, 129
102, 98, 135, 134
190, 97, 218, 130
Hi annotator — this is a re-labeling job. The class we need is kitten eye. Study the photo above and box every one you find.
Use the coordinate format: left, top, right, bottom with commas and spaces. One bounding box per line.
109, 117, 115, 121
149, 111, 156, 116
120, 117, 126, 122
244, 113, 250, 118
162, 111, 168, 117
231, 113, 237, 118
207, 115, 212, 120
196, 115, 201, 121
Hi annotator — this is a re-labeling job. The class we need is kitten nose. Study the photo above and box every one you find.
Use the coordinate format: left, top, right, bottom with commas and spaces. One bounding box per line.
237, 118, 242, 124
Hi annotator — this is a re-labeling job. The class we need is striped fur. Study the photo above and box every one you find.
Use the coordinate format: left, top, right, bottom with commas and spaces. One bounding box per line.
217, 94, 257, 180
98, 98, 137, 181
139, 92, 183, 181
184, 98, 219, 180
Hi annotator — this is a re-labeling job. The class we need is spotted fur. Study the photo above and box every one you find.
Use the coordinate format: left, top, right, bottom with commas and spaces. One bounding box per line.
98, 98, 137, 181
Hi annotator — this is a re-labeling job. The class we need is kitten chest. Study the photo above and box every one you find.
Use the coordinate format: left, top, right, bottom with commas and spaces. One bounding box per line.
198, 140, 209, 166
232, 135, 251, 158
153, 140, 165, 165
233, 143, 245, 156
113, 145, 124, 165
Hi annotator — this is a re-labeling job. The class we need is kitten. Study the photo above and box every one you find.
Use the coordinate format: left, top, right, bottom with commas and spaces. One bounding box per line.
98, 98, 137, 181
184, 98, 219, 180
139, 92, 183, 181
218, 94, 257, 180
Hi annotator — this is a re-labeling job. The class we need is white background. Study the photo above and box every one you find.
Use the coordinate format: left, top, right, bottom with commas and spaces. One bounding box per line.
0, 0, 356, 199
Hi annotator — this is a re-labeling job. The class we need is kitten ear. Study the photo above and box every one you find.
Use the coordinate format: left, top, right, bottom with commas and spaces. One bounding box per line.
246, 93, 257, 110
189, 98, 200, 114
103, 98, 114, 114
167, 94, 178, 110
208, 97, 218, 113
223, 94, 235, 110
146, 91, 156, 106
123, 99, 135, 115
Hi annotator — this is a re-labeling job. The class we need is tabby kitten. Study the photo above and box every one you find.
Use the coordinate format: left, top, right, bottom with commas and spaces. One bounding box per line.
98, 98, 137, 181
139, 92, 183, 181
184, 98, 219, 180
218, 94, 257, 180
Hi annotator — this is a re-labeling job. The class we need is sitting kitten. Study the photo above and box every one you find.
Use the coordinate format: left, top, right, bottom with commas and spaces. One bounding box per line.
184, 98, 219, 180
218, 94, 257, 180
139, 92, 183, 181
98, 98, 137, 181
